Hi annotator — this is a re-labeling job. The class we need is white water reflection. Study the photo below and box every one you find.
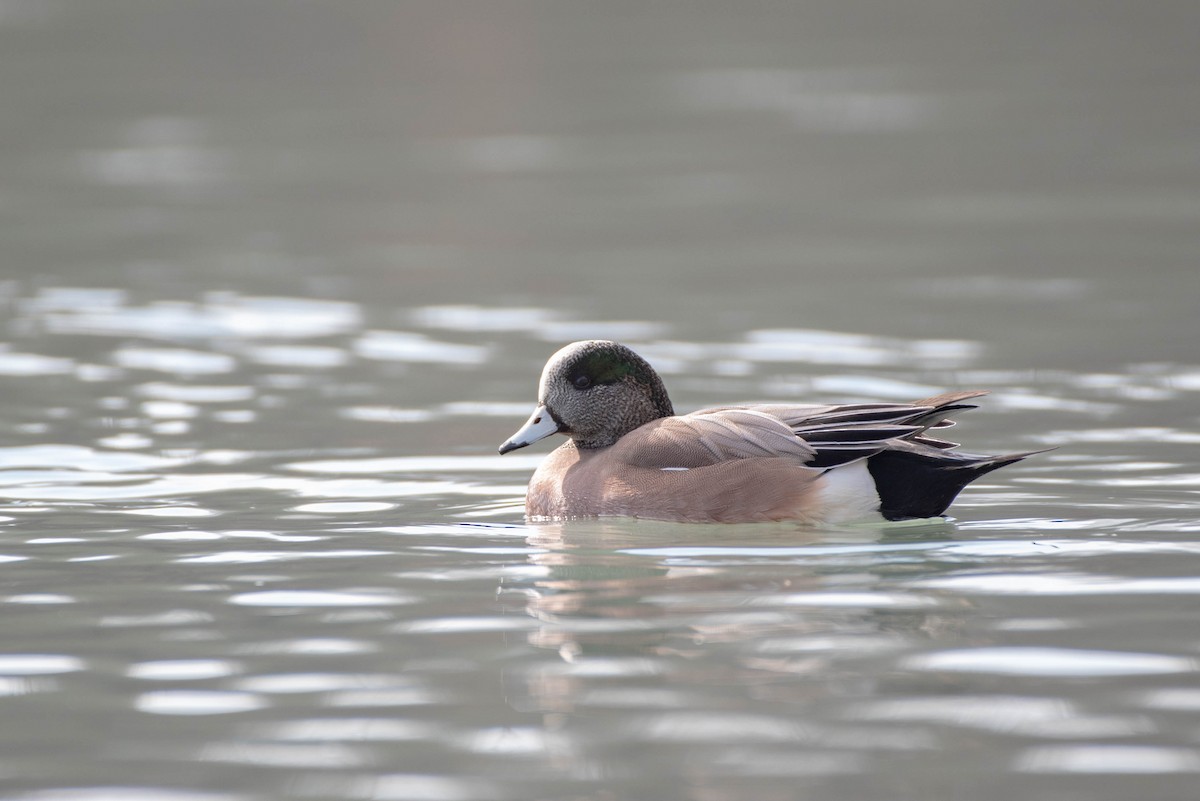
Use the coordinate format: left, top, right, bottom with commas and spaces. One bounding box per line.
1016, 745, 1200, 774
227, 590, 416, 607
249, 718, 438, 742
0, 445, 186, 471
740, 328, 982, 367
918, 572, 1200, 595
123, 506, 219, 518
4, 594, 75, 605
0, 349, 76, 375
903, 648, 1197, 677
137, 383, 256, 403
292, 501, 396, 514
339, 406, 436, 424
848, 695, 1155, 739
80, 145, 230, 189
127, 660, 242, 681
136, 690, 268, 715
354, 331, 490, 365
113, 347, 236, 375
411, 305, 559, 332
459, 135, 564, 173
36, 294, 360, 340
286, 454, 544, 474
672, 69, 939, 131
198, 741, 367, 768
181, 551, 390, 566
242, 344, 350, 367
0, 655, 86, 675
0, 471, 492, 502
0, 791, 245, 801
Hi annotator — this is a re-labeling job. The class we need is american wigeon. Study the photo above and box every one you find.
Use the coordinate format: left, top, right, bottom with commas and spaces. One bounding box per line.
499, 340, 1039, 524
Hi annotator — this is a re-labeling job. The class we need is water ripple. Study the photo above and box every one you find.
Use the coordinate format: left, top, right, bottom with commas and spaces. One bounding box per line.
0, 654, 85, 675
903, 647, 1196, 677
672, 69, 939, 132
917, 572, 1200, 596
247, 718, 439, 742
197, 741, 366, 767
0, 790, 244, 801
632, 711, 816, 743
127, 660, 242, 681
354, 331, 489, 365
0, 349, 76, 376
135, 690, 268, 716
112, 347, 236, 376
179, 550, 389, 565
228, 590, 416, 607
1015, 745, 1200, 774
847, 695, 1154, 738
33, 293, 360, 340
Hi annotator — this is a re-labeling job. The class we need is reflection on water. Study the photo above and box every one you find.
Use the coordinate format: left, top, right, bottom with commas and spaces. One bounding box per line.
1, 275, 1199, 795
3, 0, 1200, 799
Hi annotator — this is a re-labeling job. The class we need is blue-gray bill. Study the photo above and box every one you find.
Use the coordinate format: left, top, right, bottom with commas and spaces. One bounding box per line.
498, 404, 559, 455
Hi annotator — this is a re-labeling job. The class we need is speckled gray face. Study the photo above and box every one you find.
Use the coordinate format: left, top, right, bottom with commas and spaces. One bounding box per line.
499, 341, 675, 453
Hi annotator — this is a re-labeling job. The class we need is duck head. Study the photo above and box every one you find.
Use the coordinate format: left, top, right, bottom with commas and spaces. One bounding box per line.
499, 340, 674, 453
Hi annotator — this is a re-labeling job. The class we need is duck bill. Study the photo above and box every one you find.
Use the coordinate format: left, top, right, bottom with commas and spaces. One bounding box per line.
498, 405, 561, 454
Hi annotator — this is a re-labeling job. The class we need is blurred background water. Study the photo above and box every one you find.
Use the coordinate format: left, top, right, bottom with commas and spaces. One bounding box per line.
1, 1, 1199, 799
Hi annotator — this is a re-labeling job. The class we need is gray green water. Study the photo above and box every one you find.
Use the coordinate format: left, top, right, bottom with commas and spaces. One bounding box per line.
2, 2, 1199, 799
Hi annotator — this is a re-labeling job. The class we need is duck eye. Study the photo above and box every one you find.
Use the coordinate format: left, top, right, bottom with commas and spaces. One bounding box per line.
572, 375, 592, 390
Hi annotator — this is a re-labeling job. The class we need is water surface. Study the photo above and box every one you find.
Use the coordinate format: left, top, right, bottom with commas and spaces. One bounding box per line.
2, 2, 1199, 800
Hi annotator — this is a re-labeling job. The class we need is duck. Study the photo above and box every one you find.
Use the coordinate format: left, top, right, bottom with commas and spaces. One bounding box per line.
498, 340, 1039, 524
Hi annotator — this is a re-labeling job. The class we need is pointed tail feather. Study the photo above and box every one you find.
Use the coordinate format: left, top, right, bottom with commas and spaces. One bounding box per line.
867, 444, 1050, 521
